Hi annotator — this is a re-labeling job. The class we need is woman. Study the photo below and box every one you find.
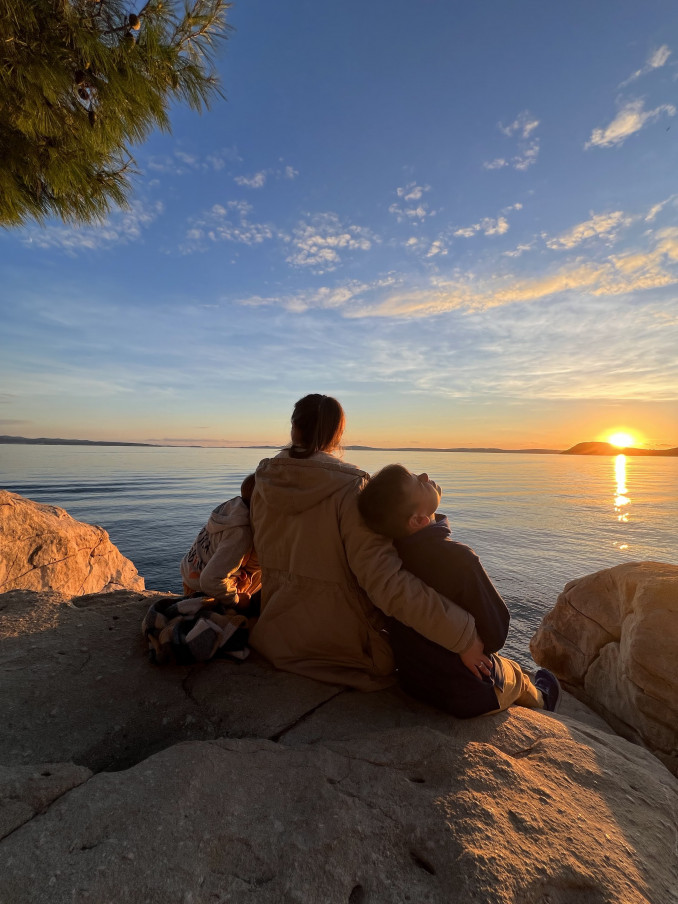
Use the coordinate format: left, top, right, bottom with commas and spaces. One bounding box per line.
249, 393, 482, 690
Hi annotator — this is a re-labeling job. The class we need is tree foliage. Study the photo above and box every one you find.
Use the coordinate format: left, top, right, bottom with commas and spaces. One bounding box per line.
0, 0, 231, 226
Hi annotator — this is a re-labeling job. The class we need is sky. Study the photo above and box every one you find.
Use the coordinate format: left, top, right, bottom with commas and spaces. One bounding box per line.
1, 0, 677, 450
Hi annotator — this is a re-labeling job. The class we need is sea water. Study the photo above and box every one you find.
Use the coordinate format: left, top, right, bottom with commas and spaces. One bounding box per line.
2, 445, 676, 662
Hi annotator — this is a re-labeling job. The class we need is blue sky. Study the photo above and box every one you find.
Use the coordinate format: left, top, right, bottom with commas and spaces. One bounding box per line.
1, 0, 677, 449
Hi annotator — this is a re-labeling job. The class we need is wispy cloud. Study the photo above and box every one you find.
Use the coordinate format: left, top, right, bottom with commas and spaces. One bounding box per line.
389, 183, 434, 222
425, 240, 447, 258
484, 110, 540, 171
454, 217, 510, 238
146, 146, 241, 175
644, 196, 675, 222
181, 201, 275, 253
513, 140, 540, 171
233, 165, 299, 188
285, 213, 376, 272
619, 45, 672, 88
545, 211, 633, 249
503, 242, 535, 258
234, 171, 268, 188
237, 276, 398, 313
585, 99, 676, 149
262, 227, 678, 322
499, 111, 540, 139
356, 227, 678, 319
233, 164, 299, 188
19, 201, 164, 254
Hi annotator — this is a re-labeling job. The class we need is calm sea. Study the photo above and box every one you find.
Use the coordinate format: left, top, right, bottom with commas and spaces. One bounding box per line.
2, 445, 676, 662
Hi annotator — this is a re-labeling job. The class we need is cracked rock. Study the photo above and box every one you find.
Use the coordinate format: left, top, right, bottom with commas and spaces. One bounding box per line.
0, 490, 144, 596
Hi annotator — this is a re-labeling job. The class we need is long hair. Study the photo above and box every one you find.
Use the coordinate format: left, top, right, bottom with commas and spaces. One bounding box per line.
289, 394, 346, 459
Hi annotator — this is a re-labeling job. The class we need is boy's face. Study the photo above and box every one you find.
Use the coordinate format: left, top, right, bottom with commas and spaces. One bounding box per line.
404, 471, 442, 533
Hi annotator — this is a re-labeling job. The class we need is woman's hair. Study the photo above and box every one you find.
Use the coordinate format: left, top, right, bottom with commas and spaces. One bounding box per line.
240, 473, 256, 505
289, 394, 346, 459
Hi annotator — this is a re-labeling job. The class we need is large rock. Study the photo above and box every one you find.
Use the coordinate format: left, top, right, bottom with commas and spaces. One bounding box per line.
530, 561, 678, 775
0, 490, 144, 595
2, 583, 677, 903
0, 719, 675, 904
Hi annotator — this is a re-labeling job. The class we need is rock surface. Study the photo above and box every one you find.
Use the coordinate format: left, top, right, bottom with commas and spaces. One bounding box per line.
0, 717, 676, 903
530, 561, 678, 776
1, 585, 677, 903
0, 589, 343, 771
0, 490, 144, 596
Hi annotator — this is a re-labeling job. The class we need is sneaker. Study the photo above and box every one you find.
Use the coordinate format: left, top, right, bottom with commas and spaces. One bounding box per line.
534, 668, 562, 713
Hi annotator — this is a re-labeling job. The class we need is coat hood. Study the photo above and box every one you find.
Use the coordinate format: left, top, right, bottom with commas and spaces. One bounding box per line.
254, 451, 368, 516
206, 496, 251, 534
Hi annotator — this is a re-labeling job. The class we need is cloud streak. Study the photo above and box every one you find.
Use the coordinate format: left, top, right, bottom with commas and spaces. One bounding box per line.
246, 226, 678, 322
545, 211, 633, 249
619, 45, 672, 87
357, 228, 678, 319
19, 201, 164, 253
585, 99, 676, 148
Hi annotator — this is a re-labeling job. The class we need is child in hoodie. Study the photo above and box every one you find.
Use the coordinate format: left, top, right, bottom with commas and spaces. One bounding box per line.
357, 464, 561, 717
180, 473, 261, 607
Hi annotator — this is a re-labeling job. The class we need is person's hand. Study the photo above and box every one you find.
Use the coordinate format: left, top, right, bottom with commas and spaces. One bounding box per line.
459, 631, 493, 679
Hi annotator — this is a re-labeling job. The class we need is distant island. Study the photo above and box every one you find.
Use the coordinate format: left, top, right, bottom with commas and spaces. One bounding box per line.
562, 442, 678, 457
0, 436, 157, 447
1, 435, 562, 452
2, 436, 676, 455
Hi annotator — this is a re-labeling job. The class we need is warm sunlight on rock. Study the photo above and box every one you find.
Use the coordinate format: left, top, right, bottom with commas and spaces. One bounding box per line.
607, 431, 637, 448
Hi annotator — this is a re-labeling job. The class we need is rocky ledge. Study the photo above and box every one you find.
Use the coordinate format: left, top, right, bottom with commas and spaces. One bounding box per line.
0, 588, 676, 903
0, 496, 676, 903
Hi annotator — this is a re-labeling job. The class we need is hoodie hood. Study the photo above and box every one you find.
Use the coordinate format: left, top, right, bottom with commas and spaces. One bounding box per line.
396, 513, 451, 552
206, 496, 251, 534
254, 450, 368, 516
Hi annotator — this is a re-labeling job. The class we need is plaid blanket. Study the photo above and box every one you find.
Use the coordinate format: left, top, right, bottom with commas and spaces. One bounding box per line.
142, 595, 250, 665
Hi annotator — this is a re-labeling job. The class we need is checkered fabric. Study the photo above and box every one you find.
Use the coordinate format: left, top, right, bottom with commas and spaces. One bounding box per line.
141, 595, 250, 665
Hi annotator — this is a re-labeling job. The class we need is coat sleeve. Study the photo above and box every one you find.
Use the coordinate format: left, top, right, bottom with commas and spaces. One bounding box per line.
199, 527, 253, 600
337, 484, 477, 653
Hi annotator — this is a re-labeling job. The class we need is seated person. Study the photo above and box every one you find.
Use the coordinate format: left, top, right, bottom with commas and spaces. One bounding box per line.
180, 473, 261, 608
357, 464, 561, 717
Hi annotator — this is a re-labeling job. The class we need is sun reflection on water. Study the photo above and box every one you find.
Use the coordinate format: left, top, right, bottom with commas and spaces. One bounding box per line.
614, 454, 630, 530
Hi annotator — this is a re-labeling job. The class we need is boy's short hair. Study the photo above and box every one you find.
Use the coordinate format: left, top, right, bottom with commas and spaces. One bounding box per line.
240, 473, 256, 503
357, 464, 414, 539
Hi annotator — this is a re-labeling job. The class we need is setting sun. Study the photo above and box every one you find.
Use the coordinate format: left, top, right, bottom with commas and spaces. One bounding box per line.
607, 431, 637, 448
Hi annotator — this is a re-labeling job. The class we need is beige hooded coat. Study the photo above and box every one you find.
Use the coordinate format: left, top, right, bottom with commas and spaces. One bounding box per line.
249, 451, 476, 690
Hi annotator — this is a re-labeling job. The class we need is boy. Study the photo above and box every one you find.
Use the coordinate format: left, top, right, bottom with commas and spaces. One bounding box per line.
357, 464, 560, 717
180, 473, 261, 608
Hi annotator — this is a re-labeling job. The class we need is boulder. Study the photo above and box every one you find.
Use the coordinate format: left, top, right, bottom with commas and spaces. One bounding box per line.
530, 561, 678, 775
0, 490, 144, 595
1, 581, 677, 903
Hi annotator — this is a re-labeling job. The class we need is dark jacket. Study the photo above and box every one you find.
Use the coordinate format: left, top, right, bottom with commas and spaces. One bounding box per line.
387, 514, 511, 717
394, 514, 510, 653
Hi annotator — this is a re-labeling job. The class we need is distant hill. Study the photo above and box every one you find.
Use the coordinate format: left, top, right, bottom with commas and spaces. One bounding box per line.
0, 436, 563, 453
0, 435, 156, 447
562, 442, 678, 456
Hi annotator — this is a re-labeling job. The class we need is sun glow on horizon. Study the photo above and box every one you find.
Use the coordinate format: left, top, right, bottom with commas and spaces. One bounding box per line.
607, 431, 639, 448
